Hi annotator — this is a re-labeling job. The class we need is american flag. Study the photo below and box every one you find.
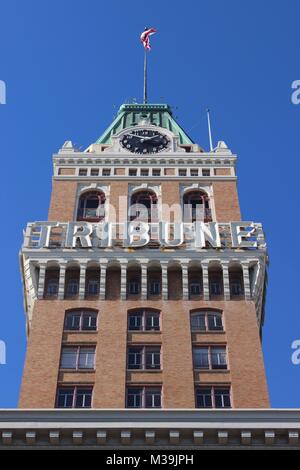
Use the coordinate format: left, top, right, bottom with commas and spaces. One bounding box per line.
140, 27, 157, 50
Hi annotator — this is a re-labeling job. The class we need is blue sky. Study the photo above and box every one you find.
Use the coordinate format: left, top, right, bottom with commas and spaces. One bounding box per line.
0, 0, 299, 407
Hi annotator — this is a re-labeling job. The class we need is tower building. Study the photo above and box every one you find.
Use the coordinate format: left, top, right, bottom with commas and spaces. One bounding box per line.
19, 102, 269, 411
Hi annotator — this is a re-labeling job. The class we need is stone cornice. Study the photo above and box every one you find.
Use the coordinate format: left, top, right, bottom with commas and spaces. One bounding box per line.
0, 409, 299, 449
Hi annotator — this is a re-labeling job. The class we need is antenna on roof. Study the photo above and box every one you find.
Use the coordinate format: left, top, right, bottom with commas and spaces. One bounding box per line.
206, 108, 213, 152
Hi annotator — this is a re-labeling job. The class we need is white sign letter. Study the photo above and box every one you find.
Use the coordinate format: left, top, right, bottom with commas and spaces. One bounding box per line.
231, 222, 257, 248
66, 222, 93, 248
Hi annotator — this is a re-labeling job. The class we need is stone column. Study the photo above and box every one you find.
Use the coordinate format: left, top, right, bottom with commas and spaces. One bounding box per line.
221, 261, 231, 300
99, 260, 108, 300
201, 261, 210, 301
58, 262, 67, 300
140, 261, 148, 300
120, 261, 128, 300
242, 261, 252, 300
37, 262, 47, 299
161, 261, 169, 300
181, 261, 189, 300
79, 262, 87, 300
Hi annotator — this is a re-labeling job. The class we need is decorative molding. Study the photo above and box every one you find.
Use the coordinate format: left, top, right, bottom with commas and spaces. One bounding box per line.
0, 409, 299, 449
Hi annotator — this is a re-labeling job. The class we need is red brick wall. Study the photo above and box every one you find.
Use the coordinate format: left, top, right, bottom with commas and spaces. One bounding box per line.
19, 298, 269, 408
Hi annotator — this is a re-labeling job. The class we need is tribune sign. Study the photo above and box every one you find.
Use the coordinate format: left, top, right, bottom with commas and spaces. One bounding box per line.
23, 221, 266, 250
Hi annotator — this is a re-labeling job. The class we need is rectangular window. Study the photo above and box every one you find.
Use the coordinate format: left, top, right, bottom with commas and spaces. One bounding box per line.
82, 312, 98, 331
91, 169, 99, 176
78, 348, 95, 369
128, 312, 143, 331
214, 388, 231, 408
149, 281, 161, 295
64, 311, 98, 331
128, 281, 140, 295
87, 279, 99, 296
141, 169, 149, 177
190, 282, 201, 295
128, 347, 143, 369
191, 313, 206, 331
102, 169, 111, 176
145, 312, 160, 331
193, 347, 209, 369
126, 387, 161, 408
129, 169, 137, 176
145, 388, 161, 408
127, 388, 142, 408
207, 313, 223, 331
211, 347, 227, 370
196, 388, 213, 408
202, 169, 210, 176
191, 169, 198, 176
152, 169, 161, 176
66, 279, 79, 296
60, 348, 78, 369
193, 346, 227, 370
196, 387, 231, 408
60, 346, 95, 370
46, 280, 59, 296
75, 388, 93, 408
145, 347, 161, 369
230, 281, 243, 296
179, 169, 187, 176
57, 387, 93, 408
127, 346, 161, 370
57, 388, 74, 408
65, 312, 81, 331
79, 169, 87, 176
210, 281, 222, 296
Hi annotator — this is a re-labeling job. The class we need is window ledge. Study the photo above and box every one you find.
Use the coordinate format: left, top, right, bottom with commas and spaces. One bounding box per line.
59, 369, 96, 373
127, 331, 162, 334
127, 369, 162, 373
194, 369, 230, 374
192, 331, 225, 334
63, 330, 98, 334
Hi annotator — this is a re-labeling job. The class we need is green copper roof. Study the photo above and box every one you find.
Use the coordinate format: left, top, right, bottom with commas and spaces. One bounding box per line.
95, 103, 194, 145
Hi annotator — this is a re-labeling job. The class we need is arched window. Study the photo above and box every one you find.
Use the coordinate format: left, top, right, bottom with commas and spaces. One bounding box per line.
190, 310, 223, 332
229, 266, 244, 298
183, 190, 212, 222
64, 309, 98, 331
77, 190, 106, 221
130, 190, 158, 222
127, 309, 160, 331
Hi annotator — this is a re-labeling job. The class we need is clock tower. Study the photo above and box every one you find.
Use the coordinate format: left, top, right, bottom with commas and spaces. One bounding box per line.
19, 101, 269, 413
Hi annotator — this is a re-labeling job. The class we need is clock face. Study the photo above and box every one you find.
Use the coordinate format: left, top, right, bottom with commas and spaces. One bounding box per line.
120, 129, 170, 154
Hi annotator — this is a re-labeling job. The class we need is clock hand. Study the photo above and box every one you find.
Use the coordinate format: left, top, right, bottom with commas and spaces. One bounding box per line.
126, 133, 146, 140
142, 135, 161, 141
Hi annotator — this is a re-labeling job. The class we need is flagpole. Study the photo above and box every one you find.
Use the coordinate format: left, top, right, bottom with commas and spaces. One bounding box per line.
143, 49, 148, 104
206, 108, 213, 151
